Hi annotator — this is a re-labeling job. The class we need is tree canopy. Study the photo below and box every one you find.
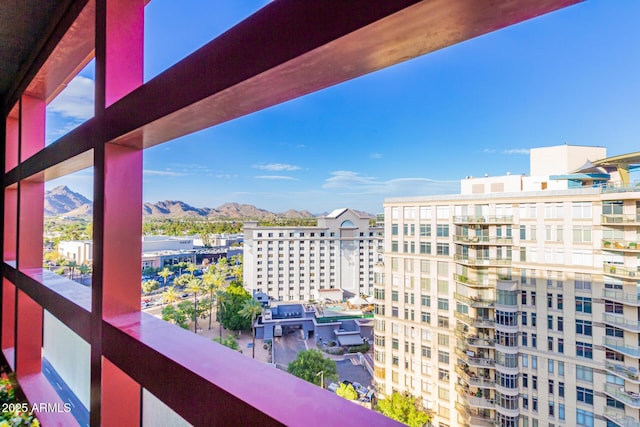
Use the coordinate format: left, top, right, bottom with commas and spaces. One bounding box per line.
376, 392, 431, 427
336, 383, 358, 400
219, 282, 252, 331
287, 349, 338, 385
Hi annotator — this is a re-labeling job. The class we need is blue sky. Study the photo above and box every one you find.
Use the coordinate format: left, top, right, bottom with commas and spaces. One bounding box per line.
46, 0, 640, 214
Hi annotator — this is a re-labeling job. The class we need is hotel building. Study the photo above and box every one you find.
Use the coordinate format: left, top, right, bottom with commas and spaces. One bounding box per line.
374, 145, 640, 427
244, 208, 383, 302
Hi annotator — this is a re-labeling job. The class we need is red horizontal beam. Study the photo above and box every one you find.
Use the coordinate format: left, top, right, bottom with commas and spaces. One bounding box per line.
103, 312, 401, 426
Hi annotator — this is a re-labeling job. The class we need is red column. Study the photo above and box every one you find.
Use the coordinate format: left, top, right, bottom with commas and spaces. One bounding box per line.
19, 96, 45, 162
3, 188, 17, 263
15, 94, 45, 379
15, 290, 42, 377
1, 279, 16, 369
5, 114, 18, 172
96, 1, 144, 425
101, 358, 141, 427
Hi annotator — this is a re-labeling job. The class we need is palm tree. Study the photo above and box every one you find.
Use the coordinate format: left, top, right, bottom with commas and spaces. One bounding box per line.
230, 264, 243, 283
202, 271, 225, 330
186, 277, 203, 333
67, 260, 78, 281
215, 257, 229, 276
239, 299, 262, 358
185, 262, 198, 277
216, 290, 228, 339
162, 286, 180, 307
78, 264, 91, 285
158, 267, 174, 287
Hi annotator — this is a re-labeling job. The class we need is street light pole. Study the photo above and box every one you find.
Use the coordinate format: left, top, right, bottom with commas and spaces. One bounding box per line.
316, 370, 324, 389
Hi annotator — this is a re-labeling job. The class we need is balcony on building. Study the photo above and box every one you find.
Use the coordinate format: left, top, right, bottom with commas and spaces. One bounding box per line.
453, 273, 492, 289
603, 289, 640, 307
455, 364, 496, 389
605, 338, 640, 359
604, 408, 640, 427
452, 216, 513, 225
455, 347, 495, 369
454, 401, 494, 427
602, 214, 640, 225
454, 384, 496, 410
453, 235, 514, 246
603, 239, 640, 252
604, 263, 639, 279
605, 384, 640, 409
454, 254, 512, 267
603, 313, 640, 333
606, 361, 640, 384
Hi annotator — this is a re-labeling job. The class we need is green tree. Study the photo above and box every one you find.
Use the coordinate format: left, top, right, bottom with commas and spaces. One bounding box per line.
239, 298, 262, 358
219, 282, 251, 331
67, 260, 78, 281
185, 262, 198, 276
376, 392, 431, 427
213, 334, 240, 351
162, 300, 192, 329
174, 273, 191, 287
142, 279, 160, 294
78, 263, 91, 284
158, 267, 174, 286
202, 271, 225, 330
162, 286, 181, 307
287, 349, 338, 385
54, 267, 65, 276
336, 383, 358, 400
186, 277, 203, 332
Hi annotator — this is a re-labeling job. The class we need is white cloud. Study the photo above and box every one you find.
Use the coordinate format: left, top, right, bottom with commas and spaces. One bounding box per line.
322, 170, 459, 196
483, 148, 530, 155
369, 152, 383, 159
47, 76, 95, 120
502, 148, 530, 155
255, 175, 297, 180
143, 169, 188, 177
252, 163, 301, 171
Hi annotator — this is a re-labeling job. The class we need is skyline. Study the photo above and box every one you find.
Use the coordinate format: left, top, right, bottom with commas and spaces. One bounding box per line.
45, 0, 640, 214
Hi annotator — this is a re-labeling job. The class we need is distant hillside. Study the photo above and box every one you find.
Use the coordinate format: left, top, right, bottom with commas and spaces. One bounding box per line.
45, 186, 371, 219
45, 186, 92, 216
143, 200, 317, 219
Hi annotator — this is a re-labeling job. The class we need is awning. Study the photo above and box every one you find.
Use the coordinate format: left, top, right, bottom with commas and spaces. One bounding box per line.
337, 335, 364, 346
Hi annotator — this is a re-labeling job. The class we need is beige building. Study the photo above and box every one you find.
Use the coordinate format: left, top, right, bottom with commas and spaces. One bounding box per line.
374, 145, 640, 427
244, 208, 383, 302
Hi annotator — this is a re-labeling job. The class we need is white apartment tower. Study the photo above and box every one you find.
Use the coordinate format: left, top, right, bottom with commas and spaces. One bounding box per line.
244, 208, 383, 302
374, 145, 640, 427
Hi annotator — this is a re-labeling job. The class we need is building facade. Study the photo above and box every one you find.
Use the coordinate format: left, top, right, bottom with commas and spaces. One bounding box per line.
374, 145, 640, 427
244, 208, 383, 302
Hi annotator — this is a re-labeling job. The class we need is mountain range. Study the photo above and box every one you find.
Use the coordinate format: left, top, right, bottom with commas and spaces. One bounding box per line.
44, 186, 364, 219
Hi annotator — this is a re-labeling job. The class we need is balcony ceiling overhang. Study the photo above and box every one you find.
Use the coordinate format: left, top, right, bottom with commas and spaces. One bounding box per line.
3, 0, 584, 182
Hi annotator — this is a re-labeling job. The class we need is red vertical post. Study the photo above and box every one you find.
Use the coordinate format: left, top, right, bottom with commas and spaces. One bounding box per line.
5, 114, 18, 172
3, 188, 17, 263
95, 1, 144, 425
15, 94, 45, 379
19, 96, 45, 162
1, 279, 16, 369
101, 358, 141, 427
15, 290, 42, 377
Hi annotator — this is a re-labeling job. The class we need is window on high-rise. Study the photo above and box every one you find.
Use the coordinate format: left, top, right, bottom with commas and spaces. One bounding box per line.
576, 342, 593, 359
572, 202, 592, 219
576, 320, 593, 336
576, 297, 592, 313
576, 409, 594, 427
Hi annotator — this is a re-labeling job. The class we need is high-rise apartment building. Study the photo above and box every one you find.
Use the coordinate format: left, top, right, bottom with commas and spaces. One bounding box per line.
374, 145, 640, 427
244, 208, 383, 302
